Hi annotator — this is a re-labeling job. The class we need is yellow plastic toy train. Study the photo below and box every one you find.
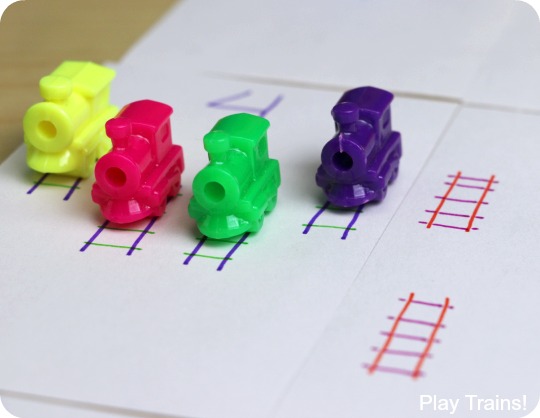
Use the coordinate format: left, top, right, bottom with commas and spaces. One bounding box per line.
23, 61, 118, 178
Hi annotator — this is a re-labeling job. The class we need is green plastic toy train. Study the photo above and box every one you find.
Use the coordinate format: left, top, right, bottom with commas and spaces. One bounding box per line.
188, 113, 281, 239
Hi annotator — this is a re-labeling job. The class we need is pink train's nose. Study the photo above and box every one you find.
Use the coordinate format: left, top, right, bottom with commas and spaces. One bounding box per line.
95, 152, 141, 198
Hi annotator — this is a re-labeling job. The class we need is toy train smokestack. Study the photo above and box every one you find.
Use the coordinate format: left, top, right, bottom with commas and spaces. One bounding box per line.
316, 86, 402, 207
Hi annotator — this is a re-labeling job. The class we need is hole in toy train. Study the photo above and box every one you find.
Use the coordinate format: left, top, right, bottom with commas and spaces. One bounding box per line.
332, 151, 353, 171
38, 120, 57, 140
204, 181, 225, 203
105, 167, 127, 188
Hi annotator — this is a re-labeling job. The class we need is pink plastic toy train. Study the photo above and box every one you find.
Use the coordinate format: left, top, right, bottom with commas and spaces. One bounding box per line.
92, 100, 184, 224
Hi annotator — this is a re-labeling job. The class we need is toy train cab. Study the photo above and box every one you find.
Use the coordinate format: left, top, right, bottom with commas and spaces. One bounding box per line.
23, 61, 118, 178
92, 100, 184, 224
188, 113, 281, 240
316, 86, 402, 207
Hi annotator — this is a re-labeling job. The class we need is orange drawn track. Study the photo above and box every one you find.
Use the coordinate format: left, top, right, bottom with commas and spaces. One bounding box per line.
426, 171, 462, 228
367, 292, 415, 374
368, 294, 451, 379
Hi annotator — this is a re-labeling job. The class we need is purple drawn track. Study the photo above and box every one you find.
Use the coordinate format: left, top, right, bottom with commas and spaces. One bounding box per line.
341, 205, 363, 240
27, 173, 81, 201
217, 232, 250, 271
302, 201, 330, 234
183, 236, 208, 266
27, 173, 49, 194
63, 177, 82, 201
127, 217, 158, 256
303, 202, 362, 239
80, 220, 110, 252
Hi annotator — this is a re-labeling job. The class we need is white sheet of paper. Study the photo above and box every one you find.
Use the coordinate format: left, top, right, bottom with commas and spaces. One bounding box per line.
273, 106, 540, 418
0, 67, 456, 418
464, 1, 540, 111
119, 0, 515, 99
1, 395, 138, 418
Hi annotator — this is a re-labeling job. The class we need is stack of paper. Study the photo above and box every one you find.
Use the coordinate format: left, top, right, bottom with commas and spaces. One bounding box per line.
1, 1, 539, 417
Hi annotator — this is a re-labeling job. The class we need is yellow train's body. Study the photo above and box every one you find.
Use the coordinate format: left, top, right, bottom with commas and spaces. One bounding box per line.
23, 61, 118, 178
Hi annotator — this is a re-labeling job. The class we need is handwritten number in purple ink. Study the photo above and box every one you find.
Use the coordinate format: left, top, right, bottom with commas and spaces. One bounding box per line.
207, 90, 283, 117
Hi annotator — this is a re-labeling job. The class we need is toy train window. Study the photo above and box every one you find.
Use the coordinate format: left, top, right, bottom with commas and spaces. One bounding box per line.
383, 110, 390, 129
257, 135, 268, 160
360, 115, 375, 127
158, 123, 170, 143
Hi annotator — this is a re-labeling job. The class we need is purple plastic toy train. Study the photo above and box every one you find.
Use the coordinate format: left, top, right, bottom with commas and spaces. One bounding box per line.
316, 86, 402, 207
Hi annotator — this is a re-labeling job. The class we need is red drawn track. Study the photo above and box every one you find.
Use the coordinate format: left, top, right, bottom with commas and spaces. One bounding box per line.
368, 293, 415, 374
422, 171, 497, 232
367, 293, 452, 379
